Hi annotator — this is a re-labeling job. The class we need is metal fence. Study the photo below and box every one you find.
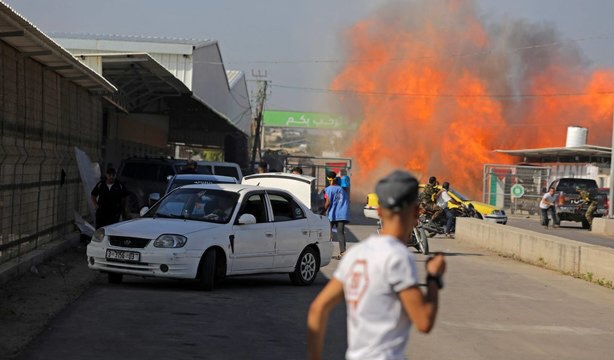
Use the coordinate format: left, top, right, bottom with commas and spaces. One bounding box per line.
483, 164, 551, 215
0, 42, 102, 265
258, 151, 353, 191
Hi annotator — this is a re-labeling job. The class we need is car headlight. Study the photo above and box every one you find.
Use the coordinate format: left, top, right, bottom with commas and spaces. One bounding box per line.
154, 234, 187, 248
92, 228, 105, 243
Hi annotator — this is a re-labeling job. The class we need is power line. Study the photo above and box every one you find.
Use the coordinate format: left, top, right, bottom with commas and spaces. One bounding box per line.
269, 83, 614, 99
192, 33, 614, 65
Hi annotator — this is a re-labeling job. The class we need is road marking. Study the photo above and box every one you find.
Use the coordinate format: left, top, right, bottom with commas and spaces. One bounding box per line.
441, 321, 611, 335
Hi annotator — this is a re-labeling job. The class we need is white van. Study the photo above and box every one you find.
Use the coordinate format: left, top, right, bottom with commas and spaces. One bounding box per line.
175, 161, 243, 182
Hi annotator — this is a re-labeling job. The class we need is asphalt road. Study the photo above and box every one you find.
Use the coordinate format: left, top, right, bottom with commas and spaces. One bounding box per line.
506, 216, 614, 249
17, 217, 614, 360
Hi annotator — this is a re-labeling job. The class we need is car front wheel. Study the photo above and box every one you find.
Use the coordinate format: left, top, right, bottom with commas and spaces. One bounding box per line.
289, 247, 319, 286
197, 250, 216, 291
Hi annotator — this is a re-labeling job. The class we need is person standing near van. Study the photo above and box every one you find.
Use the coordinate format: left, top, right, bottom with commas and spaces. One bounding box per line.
539, 187, 558, 229
324, 171, 350, 259
91, 167, 128, 228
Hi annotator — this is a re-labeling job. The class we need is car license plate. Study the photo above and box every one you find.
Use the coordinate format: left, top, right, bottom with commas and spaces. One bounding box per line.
106, 249, 140, 262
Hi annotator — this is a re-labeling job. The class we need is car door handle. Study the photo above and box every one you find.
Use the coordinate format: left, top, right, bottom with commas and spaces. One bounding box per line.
265, 233, 274, 238
302, 229, 309, 235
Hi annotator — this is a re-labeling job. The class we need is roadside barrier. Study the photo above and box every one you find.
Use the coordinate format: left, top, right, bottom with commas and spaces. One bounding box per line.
456, 218, 614, 284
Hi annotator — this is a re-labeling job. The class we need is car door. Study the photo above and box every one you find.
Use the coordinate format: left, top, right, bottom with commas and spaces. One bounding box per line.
267, 191, 310, 269
230, 192, 276, 272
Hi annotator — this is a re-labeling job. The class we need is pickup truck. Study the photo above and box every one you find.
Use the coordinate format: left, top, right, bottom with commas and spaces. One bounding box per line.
549, 178, 608, 228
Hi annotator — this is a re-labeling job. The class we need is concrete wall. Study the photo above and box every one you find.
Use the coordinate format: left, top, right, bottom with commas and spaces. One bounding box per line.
591, 218, 614, 236
456, 218, 614, 283
0, 41, 103, 265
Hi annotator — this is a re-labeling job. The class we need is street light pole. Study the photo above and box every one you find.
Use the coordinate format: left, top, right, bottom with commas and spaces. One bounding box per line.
609, 95, 614, 218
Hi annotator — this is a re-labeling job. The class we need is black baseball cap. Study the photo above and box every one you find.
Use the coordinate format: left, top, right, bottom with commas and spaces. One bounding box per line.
375, 170, 419, 211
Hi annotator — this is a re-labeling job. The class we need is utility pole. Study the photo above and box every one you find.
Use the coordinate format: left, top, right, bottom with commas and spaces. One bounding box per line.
250, 70, 268, 169
609, 95, 614, 218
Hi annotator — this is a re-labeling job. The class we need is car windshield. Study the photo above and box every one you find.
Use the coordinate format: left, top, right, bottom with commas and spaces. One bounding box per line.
449, 189, 470, 201
144, 188, 239, 224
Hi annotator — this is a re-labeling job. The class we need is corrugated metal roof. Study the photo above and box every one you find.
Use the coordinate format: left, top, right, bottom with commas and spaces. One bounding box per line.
51, 32, 215, 48
0, 2, 115, 94
495, 145, 611, 158
225, 70, 243, 87
75, 53, 192, 112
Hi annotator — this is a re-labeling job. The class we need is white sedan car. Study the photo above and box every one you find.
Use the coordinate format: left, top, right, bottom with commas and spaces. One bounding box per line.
87, 184, 333, 290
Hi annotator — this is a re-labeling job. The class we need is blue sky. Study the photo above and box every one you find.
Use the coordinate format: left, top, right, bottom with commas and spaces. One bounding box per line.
5, 0, 614, 112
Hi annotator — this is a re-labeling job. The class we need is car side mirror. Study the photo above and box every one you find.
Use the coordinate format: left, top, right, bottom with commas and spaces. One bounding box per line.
237, 213, 257, 225
149, 193, 160, 205
139, 207, 150, 217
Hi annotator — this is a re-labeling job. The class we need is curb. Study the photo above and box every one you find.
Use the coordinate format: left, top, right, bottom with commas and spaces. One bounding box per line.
0, 232, 81, 286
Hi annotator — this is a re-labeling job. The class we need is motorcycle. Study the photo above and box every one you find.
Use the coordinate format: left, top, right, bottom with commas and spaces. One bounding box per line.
421, 203, 482, 238
376, 219, 429, 255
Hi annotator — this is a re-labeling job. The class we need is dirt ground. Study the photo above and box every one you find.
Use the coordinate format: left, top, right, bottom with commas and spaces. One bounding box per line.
0, 239, 103, 359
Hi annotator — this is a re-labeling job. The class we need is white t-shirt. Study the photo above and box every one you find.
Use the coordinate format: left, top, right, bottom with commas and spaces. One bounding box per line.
436, 189, 452, 209
540, 192, 557, 209
333, 235, 419, 360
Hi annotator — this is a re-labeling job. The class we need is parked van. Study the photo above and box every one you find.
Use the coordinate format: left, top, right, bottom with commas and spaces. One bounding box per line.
178, 161, 243, 181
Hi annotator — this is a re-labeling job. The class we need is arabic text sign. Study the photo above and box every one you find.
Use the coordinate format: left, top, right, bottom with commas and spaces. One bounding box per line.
263, 111, 351, 129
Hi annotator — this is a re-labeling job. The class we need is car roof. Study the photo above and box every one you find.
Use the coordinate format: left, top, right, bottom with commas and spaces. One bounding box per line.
195, 161, 241, 167
242, 172, 316, 182
179, 183, 295, 194
172, 174, 237, 182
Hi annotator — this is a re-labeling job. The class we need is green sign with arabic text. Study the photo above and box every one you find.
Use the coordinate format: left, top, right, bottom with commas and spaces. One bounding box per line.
263, 110, 353, 129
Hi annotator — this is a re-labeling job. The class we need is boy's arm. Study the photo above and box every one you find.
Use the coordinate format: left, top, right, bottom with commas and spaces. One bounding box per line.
307, 279, 344, 360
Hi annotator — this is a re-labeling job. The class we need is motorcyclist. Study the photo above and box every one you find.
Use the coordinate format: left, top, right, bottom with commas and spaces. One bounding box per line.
435, 182, 462, 237
419, 176, 442, 223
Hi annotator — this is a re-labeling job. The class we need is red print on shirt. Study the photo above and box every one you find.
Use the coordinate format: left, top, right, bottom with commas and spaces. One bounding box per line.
346, 259, 369, 310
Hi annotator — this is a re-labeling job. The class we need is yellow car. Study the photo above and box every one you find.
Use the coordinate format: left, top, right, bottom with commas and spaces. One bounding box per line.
363, 186, 507, 225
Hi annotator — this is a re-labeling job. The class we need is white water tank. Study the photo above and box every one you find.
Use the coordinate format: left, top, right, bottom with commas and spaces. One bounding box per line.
565, 126, 587, 147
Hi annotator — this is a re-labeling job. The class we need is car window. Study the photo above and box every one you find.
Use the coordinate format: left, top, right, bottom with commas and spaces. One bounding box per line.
556, 179, 598, 193
174, 164, 213, 175
238, 194, 268, 223
450, 189, 470, 201
121, 163, 157, 180
214, 166, 239, 179
269, 193, 305, 222
145, 188, 239, 224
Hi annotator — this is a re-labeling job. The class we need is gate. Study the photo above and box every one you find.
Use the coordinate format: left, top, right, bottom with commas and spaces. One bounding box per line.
483, 165, 551, 215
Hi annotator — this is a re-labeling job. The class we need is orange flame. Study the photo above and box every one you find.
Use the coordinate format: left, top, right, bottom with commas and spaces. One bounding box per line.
333, 1, 614, 198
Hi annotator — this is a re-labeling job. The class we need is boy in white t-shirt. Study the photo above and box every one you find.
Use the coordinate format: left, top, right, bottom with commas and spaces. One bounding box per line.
307, 170, 446, 360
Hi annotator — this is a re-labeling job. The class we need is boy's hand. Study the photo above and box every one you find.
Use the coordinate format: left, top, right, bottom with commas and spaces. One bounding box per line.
426, 253, 446, 276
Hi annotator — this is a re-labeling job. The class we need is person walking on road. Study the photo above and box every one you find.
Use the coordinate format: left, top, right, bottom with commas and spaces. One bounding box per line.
324, 171, 350, 259
307, 170, 446, 360
539, 186, 559, 229
91, 167, 128, 228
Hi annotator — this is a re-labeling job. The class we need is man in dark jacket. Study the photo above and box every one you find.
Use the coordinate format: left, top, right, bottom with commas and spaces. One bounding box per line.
91, 167, 128, 228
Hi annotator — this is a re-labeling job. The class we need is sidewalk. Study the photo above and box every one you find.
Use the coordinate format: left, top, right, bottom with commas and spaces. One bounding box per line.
0, 233, 103, 359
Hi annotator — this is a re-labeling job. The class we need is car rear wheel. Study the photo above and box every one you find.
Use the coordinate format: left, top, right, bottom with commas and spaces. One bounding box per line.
289, 247, 319, 286
197, 250, 216, 291
108, 272, 123, 284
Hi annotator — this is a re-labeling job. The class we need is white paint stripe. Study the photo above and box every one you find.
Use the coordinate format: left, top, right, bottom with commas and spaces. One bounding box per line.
441, 321, 611, 335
